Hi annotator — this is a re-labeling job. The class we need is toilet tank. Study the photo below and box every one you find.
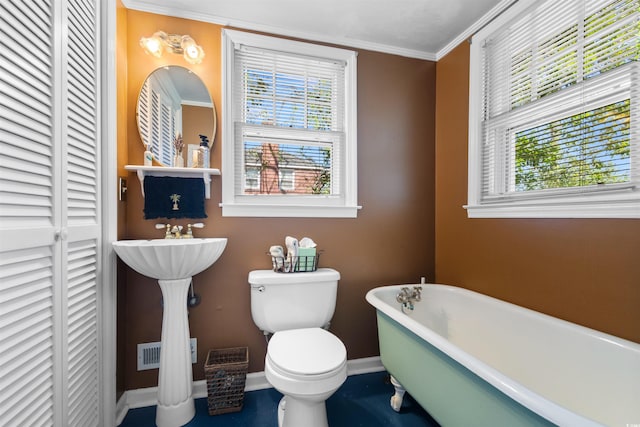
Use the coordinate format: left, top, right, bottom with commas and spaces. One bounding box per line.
248, 268, 340, 334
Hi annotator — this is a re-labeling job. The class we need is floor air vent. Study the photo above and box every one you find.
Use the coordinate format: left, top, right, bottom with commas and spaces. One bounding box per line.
137, 338, 197, 371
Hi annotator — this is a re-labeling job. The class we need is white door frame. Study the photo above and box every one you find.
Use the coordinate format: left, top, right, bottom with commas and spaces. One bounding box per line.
100, 0, 118, 425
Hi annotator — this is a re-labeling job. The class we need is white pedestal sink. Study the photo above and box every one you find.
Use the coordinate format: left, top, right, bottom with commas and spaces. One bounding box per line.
112, 238, 227, 427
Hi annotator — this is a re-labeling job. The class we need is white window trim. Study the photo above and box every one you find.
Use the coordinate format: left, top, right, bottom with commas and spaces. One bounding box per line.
466, 0, 640, 219
221, 29, 360, 218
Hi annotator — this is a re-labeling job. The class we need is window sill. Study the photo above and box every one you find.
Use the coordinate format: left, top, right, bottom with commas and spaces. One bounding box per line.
220, 202, 361, 218
465, 193, 640, 219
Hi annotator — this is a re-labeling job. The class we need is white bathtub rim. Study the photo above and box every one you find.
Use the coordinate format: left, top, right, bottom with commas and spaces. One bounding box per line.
366, 284, 617, 427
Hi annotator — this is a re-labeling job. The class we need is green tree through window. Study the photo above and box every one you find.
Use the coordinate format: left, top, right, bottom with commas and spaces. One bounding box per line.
515, 100, 630, 191
510, 0, 636, 193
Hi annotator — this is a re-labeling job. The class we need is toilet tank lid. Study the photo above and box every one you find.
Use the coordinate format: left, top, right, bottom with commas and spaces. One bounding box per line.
248, 268, 340, 285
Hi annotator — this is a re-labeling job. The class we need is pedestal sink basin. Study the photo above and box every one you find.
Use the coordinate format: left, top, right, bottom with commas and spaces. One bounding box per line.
112, 238, 227, 280
112, 238, 227, 427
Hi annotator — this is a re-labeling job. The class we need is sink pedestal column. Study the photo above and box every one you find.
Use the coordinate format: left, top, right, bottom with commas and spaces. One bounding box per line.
156, 278, 195, 427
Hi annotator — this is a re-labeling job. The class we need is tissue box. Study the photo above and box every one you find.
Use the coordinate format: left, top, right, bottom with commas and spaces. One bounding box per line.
296, 247, 317, 272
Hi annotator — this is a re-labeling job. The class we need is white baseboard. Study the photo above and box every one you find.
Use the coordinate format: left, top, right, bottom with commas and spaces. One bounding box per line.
346, 356, 385, 376
115, 393, 129, 426
116, 356, 383, 424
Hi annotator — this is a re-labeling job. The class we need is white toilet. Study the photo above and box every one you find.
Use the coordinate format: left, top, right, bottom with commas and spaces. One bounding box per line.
248, 268, 347, 427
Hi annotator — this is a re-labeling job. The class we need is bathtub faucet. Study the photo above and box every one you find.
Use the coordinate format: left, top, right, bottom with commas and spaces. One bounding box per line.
396, 286, 422, 311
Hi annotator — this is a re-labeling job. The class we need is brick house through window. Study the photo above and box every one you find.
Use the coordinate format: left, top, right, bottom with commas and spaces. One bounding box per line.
243, 143, 331, 195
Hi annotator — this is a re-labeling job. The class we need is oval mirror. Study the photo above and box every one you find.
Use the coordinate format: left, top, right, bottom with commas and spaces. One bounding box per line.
136, 66, 216, 167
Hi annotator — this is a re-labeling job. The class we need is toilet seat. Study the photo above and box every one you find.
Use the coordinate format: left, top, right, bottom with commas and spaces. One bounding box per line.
267, 328, 346, 381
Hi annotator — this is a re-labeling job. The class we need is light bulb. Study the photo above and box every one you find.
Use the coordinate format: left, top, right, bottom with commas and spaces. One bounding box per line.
140, 34, 164, 58
186, 45, 199, 58
140, 31, 204, 63
181, 36, 204, 64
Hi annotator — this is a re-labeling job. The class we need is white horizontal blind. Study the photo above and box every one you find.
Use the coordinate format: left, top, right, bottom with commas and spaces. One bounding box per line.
479, 0, 639, 201
233, 45, 345, 196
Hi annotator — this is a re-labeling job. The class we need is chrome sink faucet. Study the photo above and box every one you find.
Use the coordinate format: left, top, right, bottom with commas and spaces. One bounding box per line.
396, 286, 422, 311
156, 223, 204, 239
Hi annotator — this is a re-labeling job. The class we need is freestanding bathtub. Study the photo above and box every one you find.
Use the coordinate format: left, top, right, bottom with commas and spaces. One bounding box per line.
366, 284, 640, 427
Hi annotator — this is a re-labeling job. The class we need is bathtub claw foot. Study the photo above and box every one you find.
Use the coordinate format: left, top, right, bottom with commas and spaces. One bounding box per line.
389, 375, 405, 412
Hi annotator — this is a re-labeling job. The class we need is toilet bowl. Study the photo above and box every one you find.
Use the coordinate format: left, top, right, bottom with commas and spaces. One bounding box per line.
265, 328, 347, 427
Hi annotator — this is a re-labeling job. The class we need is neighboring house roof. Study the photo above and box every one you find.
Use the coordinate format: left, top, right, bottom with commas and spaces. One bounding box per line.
244, 146, 325, 170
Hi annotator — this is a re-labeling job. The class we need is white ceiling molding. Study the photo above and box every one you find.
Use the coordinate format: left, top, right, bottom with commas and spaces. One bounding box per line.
435, 0, 517, 61
122, 0, 514, 62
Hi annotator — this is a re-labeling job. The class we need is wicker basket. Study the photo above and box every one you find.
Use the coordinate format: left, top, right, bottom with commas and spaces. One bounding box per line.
204, 347, 249, 415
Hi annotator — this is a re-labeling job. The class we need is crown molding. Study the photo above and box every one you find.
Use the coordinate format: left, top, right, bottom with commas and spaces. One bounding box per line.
123, 0, 517, 62
122, 0, 437, 61
436, 0, 517, 60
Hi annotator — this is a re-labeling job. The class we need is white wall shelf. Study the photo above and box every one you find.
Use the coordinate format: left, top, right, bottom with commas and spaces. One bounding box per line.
125, 165, 221, 199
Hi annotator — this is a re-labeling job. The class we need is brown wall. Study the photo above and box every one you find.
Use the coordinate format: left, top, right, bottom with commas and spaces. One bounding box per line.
118, 10, 436, 390
435, 42, 640, 344
181, 104, 214, 164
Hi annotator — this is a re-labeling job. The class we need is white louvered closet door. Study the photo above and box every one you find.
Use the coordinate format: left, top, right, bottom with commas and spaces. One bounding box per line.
0, 1, 102, 426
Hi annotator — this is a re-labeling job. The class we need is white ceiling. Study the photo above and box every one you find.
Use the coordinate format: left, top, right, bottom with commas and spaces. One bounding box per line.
122, 0, 514, 60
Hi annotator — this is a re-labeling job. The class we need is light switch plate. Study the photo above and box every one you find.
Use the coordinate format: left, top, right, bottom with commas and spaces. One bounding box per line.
119, 177, 127, 201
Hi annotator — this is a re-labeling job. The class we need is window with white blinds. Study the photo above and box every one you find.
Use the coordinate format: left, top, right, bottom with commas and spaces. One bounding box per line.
222, 30, 359, 217
467, 0, 640, 218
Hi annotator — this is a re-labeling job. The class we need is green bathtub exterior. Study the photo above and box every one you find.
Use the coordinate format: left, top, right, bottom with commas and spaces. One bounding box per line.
376, 311, 557, 427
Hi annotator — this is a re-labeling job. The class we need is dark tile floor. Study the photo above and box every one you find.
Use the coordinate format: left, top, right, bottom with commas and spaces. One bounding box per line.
120, 371, 440, 426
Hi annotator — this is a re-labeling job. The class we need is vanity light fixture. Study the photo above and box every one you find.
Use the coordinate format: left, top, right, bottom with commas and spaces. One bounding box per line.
140, 31, 205, 64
